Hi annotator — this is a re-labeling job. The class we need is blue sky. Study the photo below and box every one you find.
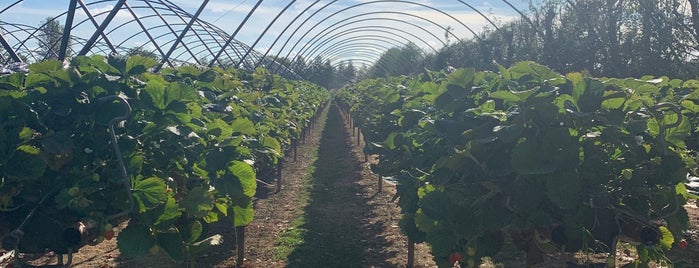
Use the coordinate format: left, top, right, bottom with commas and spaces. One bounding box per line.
0, 0, 529, 66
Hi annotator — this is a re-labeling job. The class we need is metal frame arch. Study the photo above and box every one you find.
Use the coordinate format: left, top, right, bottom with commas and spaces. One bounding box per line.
326, 51, 385, 66
320, 43, 393, 63
254, 0, 323, 69
296, 17, 446, 63
311, 35, 407, 60
302, 27, 437, 61
321, 36, 416, 71
304, 13, 450, 50
278, 0, 480, 73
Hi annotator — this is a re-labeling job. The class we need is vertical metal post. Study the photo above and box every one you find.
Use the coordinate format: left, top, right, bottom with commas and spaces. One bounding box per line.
0, 34, 21, 62
78, 0, 126, 55
123, 2, 172, 67
77, 0, 117, 54
236, 0, 296, 68
209, 0, 263, 67
154, 0, 210, 72
254, 0, 321, 69
58, 0, 78, 61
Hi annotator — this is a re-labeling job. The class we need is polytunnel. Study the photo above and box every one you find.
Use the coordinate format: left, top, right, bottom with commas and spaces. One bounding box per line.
0, 0, 530, 80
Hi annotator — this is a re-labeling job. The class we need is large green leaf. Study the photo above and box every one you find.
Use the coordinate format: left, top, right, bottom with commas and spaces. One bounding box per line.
228, 160, 256, 197
231, 118, 256, 135
117, 224, 155, 257
157, 232, 184, 262
0, 73, 25, 90
6, 145, 45, 180
232, 201, 254, 227
133, 177, 168, 212
126, 55, 159, 76
180, 186, 214, 218
143, 79, 167, 110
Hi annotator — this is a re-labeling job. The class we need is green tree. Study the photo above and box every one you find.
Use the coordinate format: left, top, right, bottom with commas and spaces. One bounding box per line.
37, 17, 70, 61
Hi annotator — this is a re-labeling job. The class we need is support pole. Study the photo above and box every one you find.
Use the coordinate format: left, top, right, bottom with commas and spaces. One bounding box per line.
407, 237, 415, 268
276, 160, 283, 193
58, 0, 78, 61
78, 0, 126, 55
209, 0, 263, 67
235, 226, 245, 268
154, 0, 210, 72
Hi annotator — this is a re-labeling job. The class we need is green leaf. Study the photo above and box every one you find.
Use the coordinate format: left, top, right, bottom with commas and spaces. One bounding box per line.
157, 232, 184, 262
0, 73, 25, 90
198, 69, 217, 82
545, 171, 582, 209
231, 118, 256, 135
659, 226, 674, 250
489, 90, 521, 102
228, 160, 256, 197
117, 224, 155, 258
126, 55, 158, 76
232, 201, 254, 227
25, 61, 62, 88
180, 186, 214, 218
155, 196, 183, 225
189, 220, 203, 243
262, 136, 282, 156
164, 82, 196, 108
6, 145, 45, 180
143, 79, 167, 109
133, 177, 168, 213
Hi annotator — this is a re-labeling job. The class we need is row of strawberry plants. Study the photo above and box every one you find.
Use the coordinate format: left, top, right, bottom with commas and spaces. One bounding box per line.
0, 55, 329, 264
335, 61, 699, 267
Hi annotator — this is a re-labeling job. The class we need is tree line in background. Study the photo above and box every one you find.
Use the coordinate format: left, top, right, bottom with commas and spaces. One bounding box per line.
365, 0, 699, 80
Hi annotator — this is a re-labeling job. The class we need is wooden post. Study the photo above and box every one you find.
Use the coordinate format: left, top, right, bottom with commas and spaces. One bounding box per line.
357, 128, 361, 146
364, 153, 368, 163
302, 129, 307, 144
276, 160, 283, 193
407, 237, 415, 268
293, 139, 298, 162
378, 173, 383, 193
236, 226, 245, 268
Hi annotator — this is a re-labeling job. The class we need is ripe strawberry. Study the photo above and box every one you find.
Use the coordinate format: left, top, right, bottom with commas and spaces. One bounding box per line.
448, 253, 463, 265
678, 239, 688, 250
104, 229, 115, 240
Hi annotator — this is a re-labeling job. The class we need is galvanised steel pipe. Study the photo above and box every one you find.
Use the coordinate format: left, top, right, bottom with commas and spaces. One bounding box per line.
293, 12, 453, 64
320, 43, 393, 64
236, 1, 296, 68
282, 0, 479, 72
302, 26, 437, 62
254, 0, 323, 69
309, 34, 415, 64
313, 35, 407, 59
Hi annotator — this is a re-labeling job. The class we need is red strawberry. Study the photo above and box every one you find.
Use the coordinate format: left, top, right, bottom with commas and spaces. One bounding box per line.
679, 239, 688, 250
448, 253, 463, 265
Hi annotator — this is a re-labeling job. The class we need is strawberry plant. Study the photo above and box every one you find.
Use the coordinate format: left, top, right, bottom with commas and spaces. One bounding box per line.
337, 62, 699, 267
0, 55, 328, 266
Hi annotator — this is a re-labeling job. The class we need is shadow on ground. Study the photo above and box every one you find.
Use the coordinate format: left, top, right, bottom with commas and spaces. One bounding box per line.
285, 104, 397, 267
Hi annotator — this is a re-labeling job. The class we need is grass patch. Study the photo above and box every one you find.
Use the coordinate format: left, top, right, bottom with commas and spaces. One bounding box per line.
270, 114, 322, 262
